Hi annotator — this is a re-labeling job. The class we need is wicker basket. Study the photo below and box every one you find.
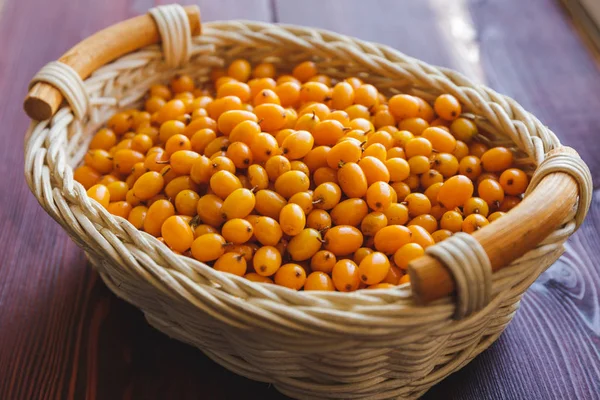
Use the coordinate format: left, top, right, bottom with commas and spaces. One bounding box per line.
23, 5, 593, 399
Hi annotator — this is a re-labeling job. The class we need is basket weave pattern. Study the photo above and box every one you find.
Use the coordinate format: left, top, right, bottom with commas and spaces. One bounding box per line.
24, 21, 581, 399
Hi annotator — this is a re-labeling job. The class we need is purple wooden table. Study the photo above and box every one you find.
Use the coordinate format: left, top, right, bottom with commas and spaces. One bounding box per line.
0, 0, 599, 398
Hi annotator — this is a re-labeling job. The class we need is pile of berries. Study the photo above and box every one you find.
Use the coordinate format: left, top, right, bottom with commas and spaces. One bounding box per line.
76, 59, 528, 292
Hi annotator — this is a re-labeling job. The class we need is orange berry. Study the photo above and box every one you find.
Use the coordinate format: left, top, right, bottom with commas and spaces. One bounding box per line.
463, 197, 490, 217
214, 253, 247, 277
366, 182, 394, 212
133, 171, 165, 200
281, 130, 314, 160
481, 147, 513, 172
358, 252, 390, 285
310, 250, 337, 274
253, 216, 283, 246
222, 188, 256, 219
196, 194, 225, 227
313, 182, 342, 210
437, 175, 474, 209
221, 218, 254, 244
274, 264, 307, 290
86, 184, 110, 208
478, 178, 505, 207
359, 156, 390, 185
408, 225, 435, 248
74, 165, 102, 190
287, 228, 323, 261
191, 233, 226, 262
274, 170, 310, 199
389, 94, 420, 120
462, 214, 490, 233
161, 215, 194, 252
332, 259, 361, 292
292, 61, 318, 83
393, 243, 424, 270
255, 190, 287, 219
304, 271, 335, 291
279, 203, 306, 236
374, 225, 411, 254
144, 199, 175, 236
360, 212, 388, 236
434, 94, 461, 121
499, 168, 529, 195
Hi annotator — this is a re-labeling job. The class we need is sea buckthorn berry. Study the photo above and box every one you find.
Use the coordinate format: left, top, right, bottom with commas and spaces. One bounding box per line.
215, 253, 247, 277
458, 155, 482, 181
331, 198, 368, 227
313, 182, 342, 210
84, 149, 113, 174
282, 130, 314, 160
440, 210, 463, 232
390, 182, 411, 202
331, 259, 361, 292
245, 273, 273, 283
128, 205, 148, 229
383, 265, 404, 285
132, 171, 165, 200
217, 81, 251, 103
354, 247, 374, 265
403, 174, 420, 191
348, 117, 373, 133
393, 243, 425, 270
374, 225, 411, 254
344, 76, 363, 89
174, 189, 200, 217
145, 96, 166, 113
275, 82, 301, 108
290, 160, 310, 176
462, 214, 490, 233
431, 153, 459, 178
500, 196, 521, 212
415, 97, 435, 122
107, 112, 133, 135
221, 218, 254, 244
437, 175, 474, 209
190, 128, 217, 154
420, 170, 444, 189
295, 112, 320, 131
215, 76, 236, 89
398, 117, 429, 135
405, 137, 433, 158
196, 194, 225, 227
408, 214, 438, 233
363, 143, 387, 162
488, 211, 506, 222
304, 271, 335, 291
408, 225, 435, 248
358, 252, 391, 285
450, 118, 477, 143
265, 155, 291, 181
324, 226, 363, 256
289, 191, 314, 215
389, 94, 420, 120
207, 96, 243, 120
131, 134, 153, 154
113, 149, 144, 175
327, 140, 362, 169
217, 110, 257, 136
452, 140, 469, 161
399, 274, 411, 285
224, 244, 254, 262
434, 94, 461, 121
469, 142, 489, 159
288, 228, 323, 261
106, 181, 129, 202
314, 167, 339, 186
327, 110, 350, 126
249, 77, 277, 97
391, 130, 414, 149
359, 156, 390, 185
404, 193, 432, 217
251, 132, 280, 162
299, 81, 330, 104
279, 203, 306, 236
222, 188, 256, 220
431, 203, 448, 220
255, 190, 287, 219
189, 155, 212, 185
481, 147, 513, 172
165, 175, 199, 199
254, 103, 287, 132
252, 62, 276, 79
353, 84, 378, 108
210, 170, 242, 199
169, 150, 200, 175
274, 170, 310, 199
150, 83, 172, 100
365, 130, 392, 149
247, 164, 269, 190
292, 61, 318, 82
499, 168, 529, 195
227, 59, 251, 82
366, 182, 394, 212
87, 184, 110, 208
302, 146, 330, 174
478, 178, 505, 207
312, 119, 345, 146
274, 264, 307, 290
254, 216, 283, 246
310, 250, 336, 273
90, 129, 117, 151
191, 233, 226, 262
161, 215, 194, 252
170, 74, 195, 93
331, 81, 354, 110
382, 203, 408, 226
360, 212, 388, 236
226, 142, 253, 169
144, 199, 175, 236
373, 109, 396, 129
156, 100, 187, 125
307, 209, 332, 231
407, 155, 431, 175
253, 88, 280, 106
125, 190, 141, 207
422, 127, 457, 153
463, 197, 490, 217
165, 134, 192, 156
432, 229, 453, 243
337, 162, 368, 198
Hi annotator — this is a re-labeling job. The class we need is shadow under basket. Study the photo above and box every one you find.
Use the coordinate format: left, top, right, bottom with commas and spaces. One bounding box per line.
23, 5, 592, 399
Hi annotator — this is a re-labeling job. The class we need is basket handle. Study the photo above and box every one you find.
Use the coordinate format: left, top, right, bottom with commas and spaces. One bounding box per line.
409, 146, 591, 306
23, 5, 201, 121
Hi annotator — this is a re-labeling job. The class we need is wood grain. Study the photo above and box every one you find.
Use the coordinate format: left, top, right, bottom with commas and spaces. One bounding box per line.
0, 0, 598, 399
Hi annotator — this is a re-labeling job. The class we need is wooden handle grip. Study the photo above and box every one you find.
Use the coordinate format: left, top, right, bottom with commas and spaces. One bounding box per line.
24, 5, 201, 121
408, 146, 581, 305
